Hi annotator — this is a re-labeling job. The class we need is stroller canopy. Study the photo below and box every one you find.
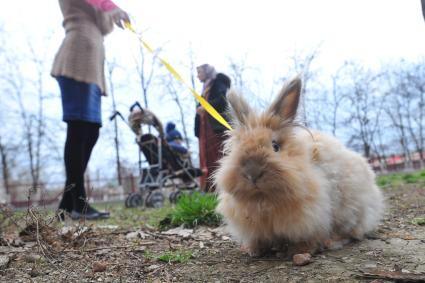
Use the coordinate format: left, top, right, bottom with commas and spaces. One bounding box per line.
128, 108, 165, 141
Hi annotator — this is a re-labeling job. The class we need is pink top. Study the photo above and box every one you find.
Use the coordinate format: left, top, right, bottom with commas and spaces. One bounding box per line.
85, 0, 118, 12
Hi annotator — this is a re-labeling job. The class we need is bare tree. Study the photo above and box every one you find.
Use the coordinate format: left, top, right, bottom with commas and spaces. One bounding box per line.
226, 55, 262, 108
1, 34, 55, 192
306, 64, 349, 135
160, 73, 191, 150
187, 44, 197, 91
132, 33, 163, 109
343, 62, 383, 159
404, 62, 425, 168
327, 62, 350, 136
288, 47, 321, 126
228, 55, 250, 91
383, 82, 413, 169
2, 53, 37, 185
27, 42, 48, 190
0, 25, 12, 195
183, 43, 199, 122
371, 121, 391, 172
383, 60, 425, 169
106, 60, 123, 185
0, 137, 11, 194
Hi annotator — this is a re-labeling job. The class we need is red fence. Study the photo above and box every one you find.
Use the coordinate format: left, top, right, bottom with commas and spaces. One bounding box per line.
369, 152, 425, 173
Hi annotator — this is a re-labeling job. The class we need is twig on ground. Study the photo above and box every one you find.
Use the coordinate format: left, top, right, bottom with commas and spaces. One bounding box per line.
358, 268, 425, 282
251, 264, 281, 275
63, 243, 154, 253
27, 208, 56, 265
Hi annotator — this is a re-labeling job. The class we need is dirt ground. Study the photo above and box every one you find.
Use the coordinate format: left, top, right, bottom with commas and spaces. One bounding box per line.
0, 184, 424, 283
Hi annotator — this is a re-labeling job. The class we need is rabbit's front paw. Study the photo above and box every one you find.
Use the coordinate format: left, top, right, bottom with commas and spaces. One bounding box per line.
241, 242, 269, 257
322, 237, 352, 250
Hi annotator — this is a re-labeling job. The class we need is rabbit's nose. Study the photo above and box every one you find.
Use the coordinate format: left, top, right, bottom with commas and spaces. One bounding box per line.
242, 159, 264, 184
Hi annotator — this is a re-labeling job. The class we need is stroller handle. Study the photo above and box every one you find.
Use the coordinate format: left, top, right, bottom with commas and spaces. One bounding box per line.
130, 101, 143, 112
109, 111, 125, 121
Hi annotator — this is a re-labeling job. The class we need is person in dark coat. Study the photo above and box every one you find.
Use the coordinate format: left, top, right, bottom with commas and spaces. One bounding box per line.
194, 64, 231, 192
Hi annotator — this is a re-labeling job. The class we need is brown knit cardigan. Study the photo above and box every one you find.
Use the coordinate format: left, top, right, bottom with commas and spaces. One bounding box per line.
51, 0, 115, 95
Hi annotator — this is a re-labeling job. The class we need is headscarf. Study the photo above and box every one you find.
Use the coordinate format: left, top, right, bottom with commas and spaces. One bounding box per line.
197, 64, 217, 95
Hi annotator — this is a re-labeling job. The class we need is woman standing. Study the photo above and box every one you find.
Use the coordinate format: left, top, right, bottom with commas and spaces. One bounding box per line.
51, 0, 130, 220
194, 64, 231, 192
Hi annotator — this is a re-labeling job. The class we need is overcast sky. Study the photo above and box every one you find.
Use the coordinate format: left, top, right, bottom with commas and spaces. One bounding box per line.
1, 0, 425, 183
2, 1, 425, 72
3, 0, 425, 115
2, 1, 425, 109
123, 0, 425, 70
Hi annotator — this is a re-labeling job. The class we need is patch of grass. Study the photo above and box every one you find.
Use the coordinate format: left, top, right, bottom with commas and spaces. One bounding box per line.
377, 173, 403, 188
402, 174, 418, 184
160, 192, 221, 229
157, 250, 193, 263
144, 250, 193, 263
94, 202, 173, 229
376, 176, 391, 187
411, 217, 425, 226
0, 206, 53, 234
377, 169, 425, 188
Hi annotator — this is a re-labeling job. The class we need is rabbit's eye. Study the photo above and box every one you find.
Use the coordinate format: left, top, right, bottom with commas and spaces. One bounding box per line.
272, 140, 280, 152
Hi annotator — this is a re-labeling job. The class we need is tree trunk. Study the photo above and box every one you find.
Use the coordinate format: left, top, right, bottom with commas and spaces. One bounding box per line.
0, 138, 10, 194
107, 62, 122, 186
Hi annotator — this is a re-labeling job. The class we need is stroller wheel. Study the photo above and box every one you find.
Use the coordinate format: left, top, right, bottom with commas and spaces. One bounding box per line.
124, 194, 130, 208
169, 190, 183, 204
125, 192, 143, 208
145, 191, 164, 208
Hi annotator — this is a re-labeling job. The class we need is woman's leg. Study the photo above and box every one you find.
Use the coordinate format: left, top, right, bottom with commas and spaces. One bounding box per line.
81, 122, 100, 200
57, 76, 106, 218
83, 122, 100, 172
63, 121, 88, 213
59, 121, 86, 213
61, 121, 102, 213
80, 122, 111, 218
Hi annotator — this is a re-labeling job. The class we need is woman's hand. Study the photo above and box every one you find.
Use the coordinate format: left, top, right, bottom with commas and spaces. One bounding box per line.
108, 8, 130, 28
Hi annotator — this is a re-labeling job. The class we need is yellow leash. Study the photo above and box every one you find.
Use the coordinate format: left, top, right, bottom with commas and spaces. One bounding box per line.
124, 22, 232, 131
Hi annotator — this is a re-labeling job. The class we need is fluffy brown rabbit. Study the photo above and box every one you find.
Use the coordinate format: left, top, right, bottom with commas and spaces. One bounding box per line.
214, 76, 384, 257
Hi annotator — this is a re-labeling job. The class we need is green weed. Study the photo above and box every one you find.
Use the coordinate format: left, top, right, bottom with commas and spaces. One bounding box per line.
377, 169, 425, 188
160, 192, 221, 229
144, 250, 193, 263
411, 217, 425, 226
94, 202, 173, 228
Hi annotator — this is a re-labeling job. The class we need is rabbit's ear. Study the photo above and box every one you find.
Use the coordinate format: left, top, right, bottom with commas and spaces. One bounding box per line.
268, 76, 302, 122
227, 89, 252, 126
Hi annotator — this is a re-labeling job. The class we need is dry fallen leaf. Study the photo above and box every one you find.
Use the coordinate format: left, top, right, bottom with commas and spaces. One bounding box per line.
125, 230, 149, 240
162, 227, 193, 238
92, 261, 108, 273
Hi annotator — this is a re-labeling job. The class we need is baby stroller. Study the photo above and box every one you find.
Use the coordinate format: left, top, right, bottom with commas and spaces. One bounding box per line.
111, 102, 202, 208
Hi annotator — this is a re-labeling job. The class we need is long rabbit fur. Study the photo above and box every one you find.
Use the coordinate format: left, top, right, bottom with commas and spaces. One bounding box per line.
214, 77, 384, 256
